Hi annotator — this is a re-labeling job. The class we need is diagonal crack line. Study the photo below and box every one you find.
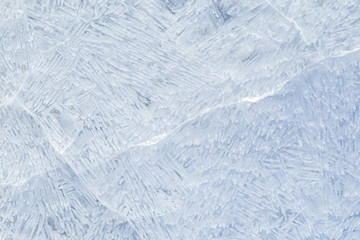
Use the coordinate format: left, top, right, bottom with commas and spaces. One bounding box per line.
134, 48, 359, 150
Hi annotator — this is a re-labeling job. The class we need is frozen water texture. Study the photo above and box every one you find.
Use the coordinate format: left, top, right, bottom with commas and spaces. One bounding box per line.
1, 0, 360, 239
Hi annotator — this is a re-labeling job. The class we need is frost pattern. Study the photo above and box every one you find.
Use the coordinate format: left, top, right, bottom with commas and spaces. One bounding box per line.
1, 0, 360, 239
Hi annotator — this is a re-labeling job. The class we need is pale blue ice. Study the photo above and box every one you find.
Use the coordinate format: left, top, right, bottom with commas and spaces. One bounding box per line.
0, 0, 360, 239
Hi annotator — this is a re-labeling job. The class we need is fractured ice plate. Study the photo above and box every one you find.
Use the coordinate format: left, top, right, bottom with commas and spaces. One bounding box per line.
1, 0, 360, 239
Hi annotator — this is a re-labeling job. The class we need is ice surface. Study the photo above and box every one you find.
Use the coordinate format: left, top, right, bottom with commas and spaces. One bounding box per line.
1, 0, 360, 239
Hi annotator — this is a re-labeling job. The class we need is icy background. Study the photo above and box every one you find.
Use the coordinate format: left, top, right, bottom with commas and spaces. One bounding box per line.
1, 0, 360, 239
